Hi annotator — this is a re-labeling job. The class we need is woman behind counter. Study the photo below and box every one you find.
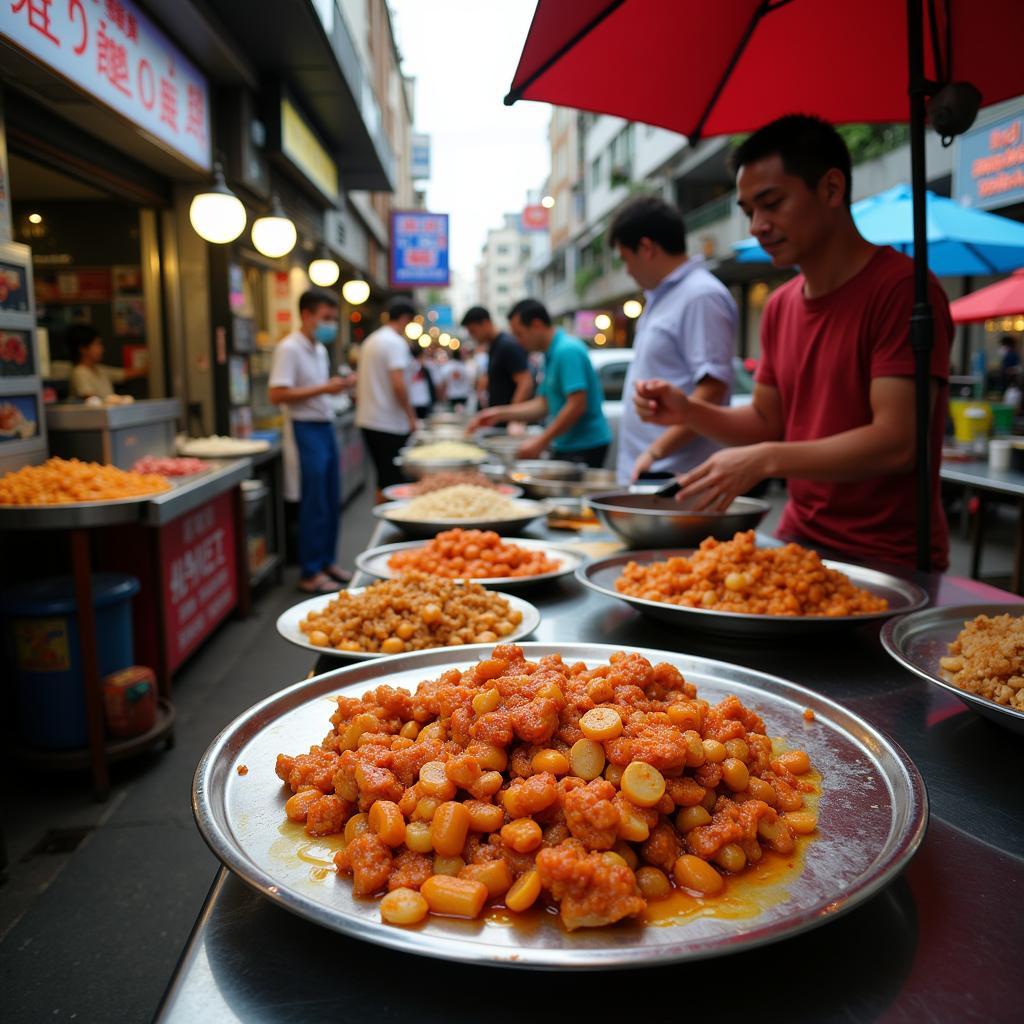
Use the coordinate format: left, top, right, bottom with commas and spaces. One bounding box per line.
66, 323, 145, 400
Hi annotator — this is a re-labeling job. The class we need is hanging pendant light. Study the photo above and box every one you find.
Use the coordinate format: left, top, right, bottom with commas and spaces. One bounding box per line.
251, 194, 297, 258
308, 249, 341, 287
189, 163, 246, 244
341, 279, 371, 306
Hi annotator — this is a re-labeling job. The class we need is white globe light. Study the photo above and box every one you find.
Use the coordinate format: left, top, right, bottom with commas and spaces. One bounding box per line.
405, 321, 424, 340
623, 299, 643, 319
251, 213, 297, 258
308, 257, 340, 287
341, 279, 371, 305
189, 168, 246, 244
541, 195, 555, 209
594, 313, 612, 331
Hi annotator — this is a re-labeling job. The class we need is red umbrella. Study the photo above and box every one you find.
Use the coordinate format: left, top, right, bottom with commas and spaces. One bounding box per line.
506, 0, 1024, 571
950, 270, 1024, 323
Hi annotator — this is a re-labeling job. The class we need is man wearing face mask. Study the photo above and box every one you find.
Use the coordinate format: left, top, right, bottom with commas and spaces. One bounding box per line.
270, 289, 356, 593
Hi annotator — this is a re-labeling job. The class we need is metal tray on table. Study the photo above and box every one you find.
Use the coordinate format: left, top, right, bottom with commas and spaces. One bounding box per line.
355, 536, 584, 587
880, 603, 1024, 735
576, 549, 928, 638
193, 642, 927, 970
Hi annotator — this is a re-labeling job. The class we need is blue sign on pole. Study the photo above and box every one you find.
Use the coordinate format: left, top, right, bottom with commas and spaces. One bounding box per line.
953, 108, 1024, 211
390, 211, 450, 288
427, 306, 454, 327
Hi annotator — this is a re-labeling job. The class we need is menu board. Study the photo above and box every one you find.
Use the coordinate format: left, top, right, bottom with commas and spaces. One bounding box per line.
0, 328, 33, 376
0, 393, 38, 443
0, 260, 29, 312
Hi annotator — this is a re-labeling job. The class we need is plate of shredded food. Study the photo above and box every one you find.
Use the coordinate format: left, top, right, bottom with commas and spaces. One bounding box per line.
880, 604, 1024, 734
382, 474, 523, 502
373, 486, 547, 538
356, 529, 585, 587
193, 642, 927, 968
576, 531, 928, 638
276, 573, 541, 659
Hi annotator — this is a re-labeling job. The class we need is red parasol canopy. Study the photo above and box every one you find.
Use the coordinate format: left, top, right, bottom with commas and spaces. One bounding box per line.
506, 0, 1023, 141
950, 269, 1024, 323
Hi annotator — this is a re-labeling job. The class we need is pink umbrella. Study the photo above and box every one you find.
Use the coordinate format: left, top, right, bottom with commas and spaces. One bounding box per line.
951, 270, 1024, 323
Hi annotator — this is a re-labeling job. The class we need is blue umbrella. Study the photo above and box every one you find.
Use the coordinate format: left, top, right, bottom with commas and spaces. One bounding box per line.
734, 184, 1024, 276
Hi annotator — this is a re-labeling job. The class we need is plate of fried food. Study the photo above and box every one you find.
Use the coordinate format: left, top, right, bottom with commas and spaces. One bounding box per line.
193, 642, 926, 968
576, 531, 927, 638
356, 528, 585, 588
276, 572, 540, 659
373, 485, 547, 539
880, 603, 1024, 734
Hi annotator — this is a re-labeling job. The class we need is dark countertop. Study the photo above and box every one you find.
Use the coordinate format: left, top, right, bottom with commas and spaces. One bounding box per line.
158, 521, 1024, 1023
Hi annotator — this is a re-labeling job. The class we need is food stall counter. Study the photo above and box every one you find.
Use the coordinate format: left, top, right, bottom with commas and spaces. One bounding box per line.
45, 398, 182, 469
157, 520, 1023, 1023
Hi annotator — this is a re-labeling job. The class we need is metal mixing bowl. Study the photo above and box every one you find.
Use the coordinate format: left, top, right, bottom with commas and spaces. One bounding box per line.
393, 453, 489, 481
587, 492, 770, 548
514, 467, 619, 499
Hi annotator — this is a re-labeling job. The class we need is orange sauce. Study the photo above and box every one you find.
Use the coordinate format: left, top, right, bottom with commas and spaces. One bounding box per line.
270, 819, 346, 884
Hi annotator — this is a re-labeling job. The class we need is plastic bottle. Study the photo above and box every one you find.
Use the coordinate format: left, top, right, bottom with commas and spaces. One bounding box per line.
970, 349, 987, 399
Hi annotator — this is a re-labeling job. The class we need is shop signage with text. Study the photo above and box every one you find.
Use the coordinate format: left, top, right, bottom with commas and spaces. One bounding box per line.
390, 211, 449, 288
4, 0, 211, 170
280, 96, 338, 202
160, 491, 237, 671
954, 109, 1024, 211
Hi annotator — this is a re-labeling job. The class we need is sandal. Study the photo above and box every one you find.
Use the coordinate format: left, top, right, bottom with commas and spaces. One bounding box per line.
325, 565, 353, 584
297, 573, 339, 595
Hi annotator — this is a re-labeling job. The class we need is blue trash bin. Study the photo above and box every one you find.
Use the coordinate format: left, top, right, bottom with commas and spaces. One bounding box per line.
1, 573, 140, 749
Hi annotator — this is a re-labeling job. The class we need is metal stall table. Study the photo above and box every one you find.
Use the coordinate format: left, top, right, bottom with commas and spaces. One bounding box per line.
1, 459, 251, 797
159, 520, 1022, 1023
940, 460, 1024, 592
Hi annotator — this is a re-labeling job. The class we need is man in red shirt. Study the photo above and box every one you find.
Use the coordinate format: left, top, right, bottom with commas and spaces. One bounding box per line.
635, 115, 951, 569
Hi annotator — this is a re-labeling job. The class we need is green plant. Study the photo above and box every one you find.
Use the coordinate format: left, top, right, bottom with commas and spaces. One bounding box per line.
574, 264, 603, 298
837, 123, 910, 165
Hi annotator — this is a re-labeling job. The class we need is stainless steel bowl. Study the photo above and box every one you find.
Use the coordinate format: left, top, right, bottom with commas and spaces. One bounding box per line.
393, 454, 489, 481
507, 459, 583, 481
514, 467, 619, 499
479, 431, 545, 465
427, 411, 469, 428
587, 491, 770, 548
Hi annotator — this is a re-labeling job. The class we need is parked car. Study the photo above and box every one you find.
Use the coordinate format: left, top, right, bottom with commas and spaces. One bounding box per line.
588, 348, 755, 471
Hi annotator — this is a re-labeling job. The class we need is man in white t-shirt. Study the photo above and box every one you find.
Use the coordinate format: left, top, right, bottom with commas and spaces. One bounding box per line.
442, 348, 472, 406
269, 289, 357, 593
355, 298, 419, 497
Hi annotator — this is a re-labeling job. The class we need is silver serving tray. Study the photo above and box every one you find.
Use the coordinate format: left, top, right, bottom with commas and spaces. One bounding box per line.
275, 587, 541, 660
880, 603, 1024, 734
192, 642, 927, 970
372, 499, 547, 539
577, 549, 928, 638
381, 482, 524, 502
356, 536, 585, 588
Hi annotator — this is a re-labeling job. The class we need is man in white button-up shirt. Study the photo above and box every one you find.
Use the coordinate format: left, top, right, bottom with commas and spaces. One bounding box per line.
270, 289, 355, 593
609, 197, 737, 484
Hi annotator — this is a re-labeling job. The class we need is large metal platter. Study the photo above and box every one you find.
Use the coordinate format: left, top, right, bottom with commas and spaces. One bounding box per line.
356, 536, 585, 588
577, 549, 928, 638
880, 603, 1024, 735
275, 587, 541, 660
0, 491, 153, 529
382, 482, 524, 502
193, 642, 927, 970
371, 499, 547, 539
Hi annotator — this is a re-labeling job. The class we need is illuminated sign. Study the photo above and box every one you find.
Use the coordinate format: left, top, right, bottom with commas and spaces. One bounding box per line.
3, 0, 210, 170
954, 108, 1024, 211
390, 211, 449, 288
280, 96, 338, 202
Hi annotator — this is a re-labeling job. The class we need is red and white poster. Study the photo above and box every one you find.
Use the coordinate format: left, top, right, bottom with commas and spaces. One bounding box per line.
160, 491, 237, 671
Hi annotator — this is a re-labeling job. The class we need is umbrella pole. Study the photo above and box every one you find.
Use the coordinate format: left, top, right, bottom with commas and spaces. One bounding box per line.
907, 0, 934, 573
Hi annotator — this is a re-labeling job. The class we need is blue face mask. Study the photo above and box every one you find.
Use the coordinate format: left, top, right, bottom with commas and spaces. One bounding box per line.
314, 322, 338, 344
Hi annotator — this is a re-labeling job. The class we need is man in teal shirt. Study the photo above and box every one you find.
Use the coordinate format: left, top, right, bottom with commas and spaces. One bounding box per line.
468, 299, 612, 466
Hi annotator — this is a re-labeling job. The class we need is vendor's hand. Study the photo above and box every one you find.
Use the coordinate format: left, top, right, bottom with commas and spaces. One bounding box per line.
516, 435, 547, 460
675, 446, 766, 511
634, 379, 689, 425
342, 371, 357, 390
324, 376, 346, 395
407, 413, 419, 432
466, 407, 500, 434
631, 448, 658, 482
